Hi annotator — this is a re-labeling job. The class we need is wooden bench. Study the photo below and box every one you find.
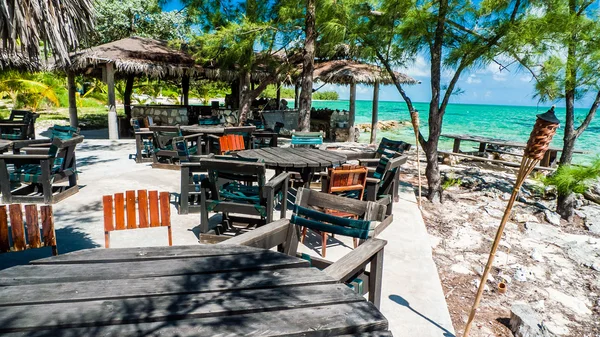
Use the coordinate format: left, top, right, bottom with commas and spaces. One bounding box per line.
439, 150, 555, 171
0, 204, 57, 255
102, 190, 172, 248
291, 131, 323, 147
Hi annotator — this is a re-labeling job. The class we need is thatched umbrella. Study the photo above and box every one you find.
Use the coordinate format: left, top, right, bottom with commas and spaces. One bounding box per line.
65, 37, 202, 138
313, 60, 419, 142
0, 0, 94, 68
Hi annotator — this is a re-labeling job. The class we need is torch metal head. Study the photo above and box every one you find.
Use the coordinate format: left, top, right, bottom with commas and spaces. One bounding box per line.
524, 107, 560, 160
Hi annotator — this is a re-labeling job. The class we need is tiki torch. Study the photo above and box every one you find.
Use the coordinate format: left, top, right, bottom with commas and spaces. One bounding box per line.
463, 106, 559, 337
409, 109, 422, 208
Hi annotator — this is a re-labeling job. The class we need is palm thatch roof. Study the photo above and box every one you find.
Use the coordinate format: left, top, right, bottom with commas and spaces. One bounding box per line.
313, 60, 419, 85
0, 0, 94, 69
67, 37, 202, 79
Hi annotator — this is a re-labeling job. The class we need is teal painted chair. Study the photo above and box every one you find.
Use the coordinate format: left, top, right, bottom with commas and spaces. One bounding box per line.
12, 124, 80, 154
365, 154, 408, 215
150, 126, 203, 168
131, 119, 154, 163
291, 131, 323, 148
0, 110, 39, 140
198, 116, 221, 125
0, 135, 84, 204
358, 137, 411, 168
291, 188, 391, 257
198, 158, 289, 233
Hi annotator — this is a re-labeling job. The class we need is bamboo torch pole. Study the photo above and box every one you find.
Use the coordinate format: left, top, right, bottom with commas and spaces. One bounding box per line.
463, 106, 560, 337
410, 110, 422, 208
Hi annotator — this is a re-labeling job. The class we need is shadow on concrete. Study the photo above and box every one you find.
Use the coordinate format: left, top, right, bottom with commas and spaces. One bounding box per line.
0, 226, 100, 271
389, 294, 456, 337
301, 228, 352, 257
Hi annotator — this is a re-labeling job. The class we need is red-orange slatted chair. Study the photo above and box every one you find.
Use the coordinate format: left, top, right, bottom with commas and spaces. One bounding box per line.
102, 190, 172, 248
0, 204, 57, 255
218, 134, 245, 155
302, 164, 368, 257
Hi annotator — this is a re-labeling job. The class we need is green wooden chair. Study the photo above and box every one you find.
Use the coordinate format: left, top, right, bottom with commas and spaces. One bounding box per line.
291, 131, 323, 148
130, 119, 154, 163
0, 136, 84, 204
358, 137, 411, 168
365, 154, 408, 215
12, 125, 80, 154
198, 158, 289, 234
150, 125, 203, 169
0, 110, 39, 140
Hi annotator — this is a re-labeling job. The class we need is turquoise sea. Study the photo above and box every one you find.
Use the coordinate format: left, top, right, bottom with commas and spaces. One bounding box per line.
312, 100, 600, 164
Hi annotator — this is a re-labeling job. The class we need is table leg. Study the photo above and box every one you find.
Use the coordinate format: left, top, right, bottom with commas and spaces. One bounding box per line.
478, 142, 487, 153
452, 139, 461, 153
135, 134, 143, 163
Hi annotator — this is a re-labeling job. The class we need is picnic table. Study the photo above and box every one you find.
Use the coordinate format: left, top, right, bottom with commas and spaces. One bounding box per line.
0, 244, 389, 336
442, 133, 585, 167
236, 147, 347, 186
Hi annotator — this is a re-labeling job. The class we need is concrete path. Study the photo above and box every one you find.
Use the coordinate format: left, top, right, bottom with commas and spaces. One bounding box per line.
0, 139, 455, 337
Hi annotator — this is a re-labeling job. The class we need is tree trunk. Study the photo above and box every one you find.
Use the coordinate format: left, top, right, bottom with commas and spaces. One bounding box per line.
67, 71, 78, 128
124, 74, 135, 120
370, 81, 379, 144
556, 192, 575, 221
348, 83, 357, 142
298, 0, 316, 132
238, 72, 252, 125
425, 115, 443, 203
181, 75, 190, 106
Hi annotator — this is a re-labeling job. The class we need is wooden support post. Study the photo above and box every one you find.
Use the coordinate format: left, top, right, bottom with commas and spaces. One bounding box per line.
348, 82, 357, 142
452, 139, 461, 153
370, 81, 379, 144
181, 75, 190, 106
124, 74, 134, 120
276, 82, 281, 109
294, 83, 300, 110
105, 63, 119, 140
67, 71, 78, 128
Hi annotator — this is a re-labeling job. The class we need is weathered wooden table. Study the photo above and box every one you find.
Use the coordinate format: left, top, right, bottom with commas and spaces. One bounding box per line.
0, 245, 389, 336
0, 139, 11, 153
236, 148, 347, 186
442, 133, 585, 167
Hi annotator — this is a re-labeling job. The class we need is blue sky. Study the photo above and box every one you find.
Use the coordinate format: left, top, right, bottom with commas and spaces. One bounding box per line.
162, 0, 591, 108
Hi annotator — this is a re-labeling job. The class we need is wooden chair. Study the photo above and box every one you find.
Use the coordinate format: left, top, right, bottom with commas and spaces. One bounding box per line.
365, 154, 408, 214
0, 204, 57, 255
198, 158, 289, 234
358, 137, 411, 168
150, 126, 203, 169
291, 131, 323, 148
102, 190, 172, 248
130, 119, 154, 163
0, 136, 84, 204
0, 110, 39, 140
12, 125, 80, 154
218, 134, 245, 154
207, 126, 256, 154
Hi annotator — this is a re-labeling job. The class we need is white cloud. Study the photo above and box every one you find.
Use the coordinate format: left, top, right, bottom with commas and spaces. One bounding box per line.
466, 74, 482, 84
519, 75, 533, 82
398, 56, 430, 77
493, 72, 508, 81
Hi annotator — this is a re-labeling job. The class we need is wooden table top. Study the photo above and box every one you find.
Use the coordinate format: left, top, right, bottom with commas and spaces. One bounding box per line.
0, 139, 11, 151
181, 125, 226, 134
0, 245, 388, 336
236, 147, 348, 168
442, 133, 585, 153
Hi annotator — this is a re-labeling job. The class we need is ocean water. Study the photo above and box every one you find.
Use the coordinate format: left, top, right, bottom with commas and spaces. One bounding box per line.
312, 100, 600, 164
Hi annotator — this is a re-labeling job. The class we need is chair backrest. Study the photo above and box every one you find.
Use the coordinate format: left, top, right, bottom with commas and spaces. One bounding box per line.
150, 126, 182, 150
291, 188, 387, 240
292, 131, 323, 146
327, 164, 368, 200
200, 158, 267, 192
131, 118, 143, 132
50, 125, 80, 140
198, 116, 220, 125
45, 136, 84, 174
0, 204, 57, 255
373, 155, 408, 195
9, 110, 31, 122
376, 138, 411, 159
219, 134, 245, 154
102, 190, 172, 248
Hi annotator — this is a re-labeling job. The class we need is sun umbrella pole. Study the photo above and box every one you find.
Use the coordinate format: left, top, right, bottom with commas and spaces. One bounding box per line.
463, 107, 560, 337
410, 110, 422, 208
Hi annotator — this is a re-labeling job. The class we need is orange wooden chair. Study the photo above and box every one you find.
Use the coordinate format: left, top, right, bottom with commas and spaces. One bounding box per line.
0, 204, 57, 255
302, 164, 368, 257
102, 190, 172, 248
218, 134, 245, 154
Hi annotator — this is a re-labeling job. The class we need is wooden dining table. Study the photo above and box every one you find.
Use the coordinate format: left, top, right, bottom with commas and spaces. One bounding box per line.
0, 244, 390, 336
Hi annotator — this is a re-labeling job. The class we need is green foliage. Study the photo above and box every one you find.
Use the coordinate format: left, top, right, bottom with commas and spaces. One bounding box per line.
90, 0, 191, 45
0, 71, 63, 111
312, 91, 339, 100
259, 85, 295, 99
542, 159, 600, 196
442, 174, 462, 190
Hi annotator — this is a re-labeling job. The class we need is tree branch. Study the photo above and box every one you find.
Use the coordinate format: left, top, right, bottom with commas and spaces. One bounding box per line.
575, 89, 600, 138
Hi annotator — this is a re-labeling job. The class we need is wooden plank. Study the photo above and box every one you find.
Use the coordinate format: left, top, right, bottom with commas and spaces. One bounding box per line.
0, 268, 335, 306
223, 219, 290, 250
438, 150, 555, 171
24, 205, 41, 249
0, 301, 387, 337
148, 191, 160, 227
0, 251, 309, 285
338, 332, 393, 337
126, 190, 136, 229
102, 196, 114, 232
114, 193, 125, 230
138, 190, 149, 228
0, 206, 9, 253
9, 204, 25, 251
30, 245, 262, 264
0, 284, 364, 332
324, 238, 386, 283
159, 192, 170, 228
40, 206, 57, 255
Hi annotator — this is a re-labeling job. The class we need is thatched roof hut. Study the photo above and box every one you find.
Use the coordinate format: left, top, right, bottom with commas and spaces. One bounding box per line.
68, 37, 202, 78
313, 60, 420, 143
0, 0, 94, 68
313, 60, 419, 85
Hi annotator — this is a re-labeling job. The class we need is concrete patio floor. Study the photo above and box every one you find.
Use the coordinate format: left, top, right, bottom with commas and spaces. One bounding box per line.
0, 138, 455, 337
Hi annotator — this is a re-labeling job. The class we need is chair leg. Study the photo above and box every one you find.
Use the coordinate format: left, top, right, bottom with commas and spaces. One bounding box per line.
353, 237, 358, 248
199, 187, 210, 233
301, 227, 307, 243
322, 231, 327, 258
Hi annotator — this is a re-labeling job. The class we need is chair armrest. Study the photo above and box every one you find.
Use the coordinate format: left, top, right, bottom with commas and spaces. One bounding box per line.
12, 139, 52, 149
365, 177, 380, 184
0, 154, 53, 160
264, 172, 289, 191
134, 131, 153, 136
324, 238, 387, 282
221, 219, 291, 250
358, 158, 380, 166
207, 134, 220, 140
22, 147, 51, 155
182, 132, 203, 139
